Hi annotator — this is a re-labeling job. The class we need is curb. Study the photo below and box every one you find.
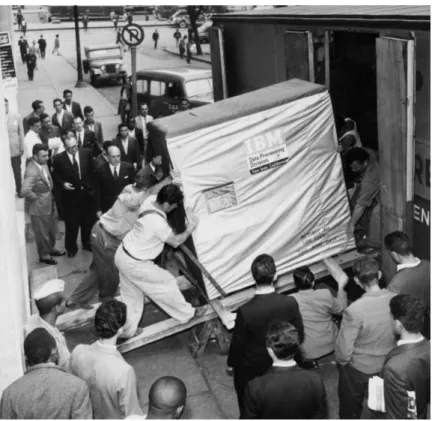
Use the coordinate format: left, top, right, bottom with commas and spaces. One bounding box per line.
14, 21, 171, 33
164, 47, 211, 65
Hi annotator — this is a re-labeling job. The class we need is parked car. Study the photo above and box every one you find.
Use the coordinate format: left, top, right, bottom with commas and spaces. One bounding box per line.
193, 20, 213, 44
136, 67, 213, 118
83, 44, 128, 87
169, 10, 206, 28
154, 6, 180, 20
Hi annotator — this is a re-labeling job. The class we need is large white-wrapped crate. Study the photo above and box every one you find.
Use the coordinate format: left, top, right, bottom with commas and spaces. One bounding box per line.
156, 79, 355, 300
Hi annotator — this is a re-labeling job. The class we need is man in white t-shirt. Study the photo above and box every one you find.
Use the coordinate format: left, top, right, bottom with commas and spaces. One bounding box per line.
114, 184, 206, 338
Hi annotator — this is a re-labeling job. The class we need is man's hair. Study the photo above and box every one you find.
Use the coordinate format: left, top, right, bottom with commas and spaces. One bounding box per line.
63, 89, 72, 97
28, 116, 40, 128
24, 328, 57, 366
335, 115, 346, 133
390, 294, 425, 334
156, 184, 184, 206
53, 98, 62, 106
4, 98, 8, 103
251, 254, 276, 286
95, 299, 127, 339
293, 266, 315, 290
40, 112, 49, 121
148, 376, 187, 417
118, 123, 128, 131
73, 116, 83, 123
83, 105, 93, 114
345, 147, 370, 167
32, 100, 43, 111
102, 140, 115, 152
35, 292, 63, 316
266, 320, 299, 360
384, 231, 413, 257
352, 257, 380, 286
139, 103, 148, 109
32, 143, 48, 156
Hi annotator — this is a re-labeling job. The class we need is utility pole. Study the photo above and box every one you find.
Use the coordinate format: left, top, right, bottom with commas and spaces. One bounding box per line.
73, 5, 86, 87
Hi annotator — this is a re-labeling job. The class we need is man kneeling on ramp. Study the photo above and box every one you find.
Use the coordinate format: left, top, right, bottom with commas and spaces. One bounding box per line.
115, 184, 206, 338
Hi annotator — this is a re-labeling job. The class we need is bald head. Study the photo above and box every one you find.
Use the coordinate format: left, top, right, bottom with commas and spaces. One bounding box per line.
147, 376, 187, 419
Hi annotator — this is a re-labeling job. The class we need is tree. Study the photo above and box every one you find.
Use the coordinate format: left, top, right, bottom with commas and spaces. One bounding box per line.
185, 6, 204, 55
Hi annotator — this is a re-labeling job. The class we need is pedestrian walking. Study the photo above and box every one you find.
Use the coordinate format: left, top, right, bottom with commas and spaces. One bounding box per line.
127, 11, 133, 24
29, 40, 39, 69
186, 39, 192, 64
37, 35, 47, 59
118, 77, 131, 123
21, 18, 27, 36
152, 29, 159, 49
173, 28, 181, 46
114, 13, 119, 30
82, 12, 89, 32
16, 8, 23, 30
179, 36, 186, 59
18, 36, 28, 64
52, 34, 60, 55
25, 50, 37, 81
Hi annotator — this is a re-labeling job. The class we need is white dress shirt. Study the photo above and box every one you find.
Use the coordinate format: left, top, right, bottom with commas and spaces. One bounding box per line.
56, 110, 64, 127
109, 163, 121, 177
76, 130, 85, 147
87, 123, 94, 132
397, 336, 424, 346
396, 258, 421, 272
24, 130, 42, 160
65, 103, 73, 113
137, 114, 153, 138
67, 151, 81, 178
122, 137, 129, 154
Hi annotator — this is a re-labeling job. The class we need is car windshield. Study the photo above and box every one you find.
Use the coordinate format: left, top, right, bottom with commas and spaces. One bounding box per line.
88, 49, 121, 59
185, 78, 213, 100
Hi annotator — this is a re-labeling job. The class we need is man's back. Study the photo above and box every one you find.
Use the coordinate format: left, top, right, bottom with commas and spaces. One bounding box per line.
71, 342, 142, 419
243, 366, 327, 419
382, 339, 430, 419
228, 292, 303, 373
0, 364, 92, 419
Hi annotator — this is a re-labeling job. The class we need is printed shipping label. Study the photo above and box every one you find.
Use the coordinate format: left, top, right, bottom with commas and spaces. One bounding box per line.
203, 182, 238, 214
247, 144, 289, 175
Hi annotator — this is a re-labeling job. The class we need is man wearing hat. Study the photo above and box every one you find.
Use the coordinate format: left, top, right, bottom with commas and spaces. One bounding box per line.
25, 279, 71, 372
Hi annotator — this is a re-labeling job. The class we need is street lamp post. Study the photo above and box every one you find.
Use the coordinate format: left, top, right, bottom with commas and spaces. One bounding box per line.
74, 5, 86, 88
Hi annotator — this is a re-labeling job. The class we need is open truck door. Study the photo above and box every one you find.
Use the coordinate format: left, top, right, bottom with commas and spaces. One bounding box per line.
284, 30, 315, 82
209, 26, 228, 101
376, 36, 415, 281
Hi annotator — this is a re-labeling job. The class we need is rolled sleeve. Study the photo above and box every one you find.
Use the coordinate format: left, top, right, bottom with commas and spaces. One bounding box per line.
335, 307, 361, 365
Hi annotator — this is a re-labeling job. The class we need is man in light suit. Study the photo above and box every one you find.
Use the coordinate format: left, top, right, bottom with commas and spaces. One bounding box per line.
134, 102, 153, 159
52, 98, 74, 134
0, 328, 92, 419
21, 143, 65, 265
84, 105, 104, 149
63, 88, 84, 120
70, 299, 142, 419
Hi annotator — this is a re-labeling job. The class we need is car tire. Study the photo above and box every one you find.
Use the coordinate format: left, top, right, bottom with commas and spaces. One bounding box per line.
179, 20, 187, 28
91, 74, 100, 88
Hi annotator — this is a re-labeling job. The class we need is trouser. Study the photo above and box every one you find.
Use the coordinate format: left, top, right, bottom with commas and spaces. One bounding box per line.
40, 48, 46, 59
154, 40, 158, 49
338, 363, 377, 419
20, 50, 26, 63
187, 51, 191, 64
179, 47, 185, 59
64, 206, 95, 253
69, 222, 121, 304
30, 213, 56, 259
10, 156, 22, 194
115, 246, 195, 338
27, 65, 35, 80
368, 202, 381, 247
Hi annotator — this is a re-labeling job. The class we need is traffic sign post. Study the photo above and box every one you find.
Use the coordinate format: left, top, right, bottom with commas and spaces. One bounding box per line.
121, 24, 145, 118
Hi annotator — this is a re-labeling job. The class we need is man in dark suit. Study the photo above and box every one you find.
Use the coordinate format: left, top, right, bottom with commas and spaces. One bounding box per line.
84, 105, 104, 150
93, 140, 112, 174
139, 155, 164, 188
52, 137, 96, 257
39, 113, 62, 146
74, 116, 100, 158
127, 116, 144, 156
113, 123, 141, 170
380, 295, 430, 419
243, 321, 327, 419
21, 143, 65, 265
94, 144, 135, 216
227, 254, 304, 416
23, 99, 45, 135
52, 98, 74, 134
63, 89, 84, 120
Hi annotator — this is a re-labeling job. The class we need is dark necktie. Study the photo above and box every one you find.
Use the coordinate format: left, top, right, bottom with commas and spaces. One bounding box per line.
113, 166, 118, 180
73, 154, 80, 179
77, 132, 82, 147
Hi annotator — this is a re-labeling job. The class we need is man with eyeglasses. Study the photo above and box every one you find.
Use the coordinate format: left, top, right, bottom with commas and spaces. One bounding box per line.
52, 137, 96, 257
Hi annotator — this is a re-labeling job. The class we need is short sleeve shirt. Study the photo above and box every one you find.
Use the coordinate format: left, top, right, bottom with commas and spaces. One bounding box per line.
122, 195, 173, 260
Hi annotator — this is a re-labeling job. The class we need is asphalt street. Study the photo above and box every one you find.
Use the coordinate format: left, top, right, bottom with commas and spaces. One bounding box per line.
22, 25, 211, 110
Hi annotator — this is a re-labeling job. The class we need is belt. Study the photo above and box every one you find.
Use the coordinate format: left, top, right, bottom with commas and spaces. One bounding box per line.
99, 221, 116, 238
122, 244, 153, 263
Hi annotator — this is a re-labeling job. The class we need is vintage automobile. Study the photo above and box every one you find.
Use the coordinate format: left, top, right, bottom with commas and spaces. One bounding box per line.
83, 44, 128, 87
169, 9, 207, 28
136, 67, 213, 118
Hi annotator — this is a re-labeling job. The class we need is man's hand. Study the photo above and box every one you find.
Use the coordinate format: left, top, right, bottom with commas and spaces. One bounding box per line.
63, 182, 75, 191
226, 366, 234, 376
170, 169, 182, 187
186, 214, 199, 233
346, 220, 355, 239
96, 211, 102, 219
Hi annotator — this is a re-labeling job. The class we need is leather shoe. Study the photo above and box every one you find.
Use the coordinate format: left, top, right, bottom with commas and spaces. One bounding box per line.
39, 257, 57, 265
82, 244, 92, 252
67, 251, 77, 258
50, 250, 66, 257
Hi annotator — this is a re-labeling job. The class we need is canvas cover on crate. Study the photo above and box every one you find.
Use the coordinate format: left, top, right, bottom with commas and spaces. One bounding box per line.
154, 79, 355, 300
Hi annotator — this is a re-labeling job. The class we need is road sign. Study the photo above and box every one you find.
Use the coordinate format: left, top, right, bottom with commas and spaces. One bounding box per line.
121, 24, 145, 47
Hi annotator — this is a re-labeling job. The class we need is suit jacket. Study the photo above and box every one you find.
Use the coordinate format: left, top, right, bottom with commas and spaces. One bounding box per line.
381, 339, 430, 419
63, 101, 84, 120
113, 136, 142, 169
52, 149, 95, 210
39, 125, 62, 145
21, 160, 54, 216
129, 127, 145, 154
243, 365, 327, 419
135, 114, 154, 132
227, 292, 304, 376
51, 110, 75, 133
139, 162, 161, 188
85, 120, 104, 147
75, 128, 100, 157
94, 162, 135, 213
335, 289, 397, 374
93, 153, 109, 173
70, 342, 142, 419
0, 363, 92, 419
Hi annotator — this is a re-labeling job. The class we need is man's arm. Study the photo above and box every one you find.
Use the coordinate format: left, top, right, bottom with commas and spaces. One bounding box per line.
98, 121, 104, 143
227, 310, 246, 369
52, 156, 67, 189
288, 298, 304, 343
18, 117, 25, 154
165, 215, 198, 249
134, 141, 142, 170
312, 378, 328, 419
21, 166, 38, 200
71, 382, 93, 419
148, 176, 172, 196
323, 258, 349, 311
242, 381, 259, 419
335, 307, 361, 365
93, 170, 102, 215
383, 364, 412, 420
119, 367, 143, 418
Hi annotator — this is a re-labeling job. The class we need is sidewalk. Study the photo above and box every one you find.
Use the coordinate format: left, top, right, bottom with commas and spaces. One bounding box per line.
14, 18, 171, 33
165, 45, 211, 65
